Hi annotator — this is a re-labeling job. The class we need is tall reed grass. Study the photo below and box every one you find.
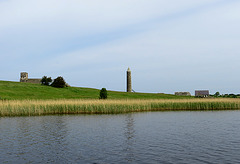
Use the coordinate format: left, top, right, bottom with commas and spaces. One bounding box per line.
1, 99, 240, 117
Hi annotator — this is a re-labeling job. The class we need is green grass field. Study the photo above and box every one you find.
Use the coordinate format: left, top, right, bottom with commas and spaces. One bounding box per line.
1, 81, 240, 117
0, 81, 191, 100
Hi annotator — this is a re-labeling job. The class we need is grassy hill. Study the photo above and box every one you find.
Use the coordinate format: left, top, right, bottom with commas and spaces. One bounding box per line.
0, 81, 192, 100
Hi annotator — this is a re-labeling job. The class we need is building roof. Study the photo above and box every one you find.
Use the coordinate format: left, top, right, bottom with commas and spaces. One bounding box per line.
195, 90, 209, 95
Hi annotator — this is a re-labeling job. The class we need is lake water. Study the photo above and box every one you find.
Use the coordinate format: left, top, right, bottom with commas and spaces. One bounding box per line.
1, 111, 240, 163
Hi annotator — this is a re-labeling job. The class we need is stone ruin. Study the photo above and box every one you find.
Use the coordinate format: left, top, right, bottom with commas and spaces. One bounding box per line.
20, 72, 41, 84
175, 92, 191, 96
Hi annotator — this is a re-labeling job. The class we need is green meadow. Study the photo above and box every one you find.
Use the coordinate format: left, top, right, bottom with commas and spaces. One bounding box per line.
1, 81, 240, 117
0, 81, 190, 100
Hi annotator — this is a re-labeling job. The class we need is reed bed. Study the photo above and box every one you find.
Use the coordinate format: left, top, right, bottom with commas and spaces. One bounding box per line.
1, 98, 240, 117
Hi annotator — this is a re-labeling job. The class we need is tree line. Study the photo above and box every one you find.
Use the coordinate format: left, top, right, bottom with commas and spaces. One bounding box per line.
211, 92, 240, 98
41, 76, 108, 99
41, 76, 68, 88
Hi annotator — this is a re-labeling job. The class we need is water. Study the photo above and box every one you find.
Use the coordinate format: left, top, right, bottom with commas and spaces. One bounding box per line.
1, 111, 240, 163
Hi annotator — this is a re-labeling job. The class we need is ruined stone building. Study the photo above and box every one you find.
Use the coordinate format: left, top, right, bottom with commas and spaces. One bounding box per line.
20, 72, 41, 84
175, 92, 191, 96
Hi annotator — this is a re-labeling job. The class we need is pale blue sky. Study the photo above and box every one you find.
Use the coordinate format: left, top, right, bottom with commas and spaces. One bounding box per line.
1, 0, 240, 94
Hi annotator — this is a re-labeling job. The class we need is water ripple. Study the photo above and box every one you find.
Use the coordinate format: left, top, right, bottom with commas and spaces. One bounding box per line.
1, 111, 240, 163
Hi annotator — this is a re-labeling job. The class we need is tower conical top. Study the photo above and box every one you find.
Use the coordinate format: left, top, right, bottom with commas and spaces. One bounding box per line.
127, 67, 131, 72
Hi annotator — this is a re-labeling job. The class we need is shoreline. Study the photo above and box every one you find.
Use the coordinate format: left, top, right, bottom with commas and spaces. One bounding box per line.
1, 98, 240, 117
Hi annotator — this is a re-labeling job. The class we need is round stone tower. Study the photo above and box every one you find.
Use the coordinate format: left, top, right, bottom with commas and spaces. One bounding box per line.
20, 72, 28, 82
127, 68, 132, 92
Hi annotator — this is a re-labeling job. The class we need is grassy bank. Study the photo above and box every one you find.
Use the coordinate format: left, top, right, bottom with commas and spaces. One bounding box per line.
1, 99, 240, 117
0, 81, 190, 100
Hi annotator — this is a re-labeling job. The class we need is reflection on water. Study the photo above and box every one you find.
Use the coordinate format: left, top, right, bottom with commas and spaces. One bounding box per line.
124, 114, 135, 162
1, 111, 240, 163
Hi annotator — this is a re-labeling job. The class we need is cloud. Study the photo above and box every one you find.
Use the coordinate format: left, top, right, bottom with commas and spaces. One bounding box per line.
0, 0, 222, 34
1, 0, 240, 94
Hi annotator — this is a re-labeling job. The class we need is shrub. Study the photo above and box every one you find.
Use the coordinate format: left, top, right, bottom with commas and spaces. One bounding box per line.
214, 92, 220, 97
41, 76, 52, 86
99, 88, 107, 99
51, 76, 67, 88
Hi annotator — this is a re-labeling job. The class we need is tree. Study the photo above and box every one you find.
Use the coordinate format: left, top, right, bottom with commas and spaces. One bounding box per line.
233, 95, 237, 98
41, 76, 52, 86
214, 92, 220, 97
51, 76, 67, 88
99, 88, 107, 99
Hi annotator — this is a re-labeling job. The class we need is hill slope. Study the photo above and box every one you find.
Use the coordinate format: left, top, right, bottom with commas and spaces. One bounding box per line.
0, 81, 192, 100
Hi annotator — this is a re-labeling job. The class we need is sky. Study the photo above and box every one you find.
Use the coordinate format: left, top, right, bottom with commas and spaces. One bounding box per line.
1, 0, 240, 95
